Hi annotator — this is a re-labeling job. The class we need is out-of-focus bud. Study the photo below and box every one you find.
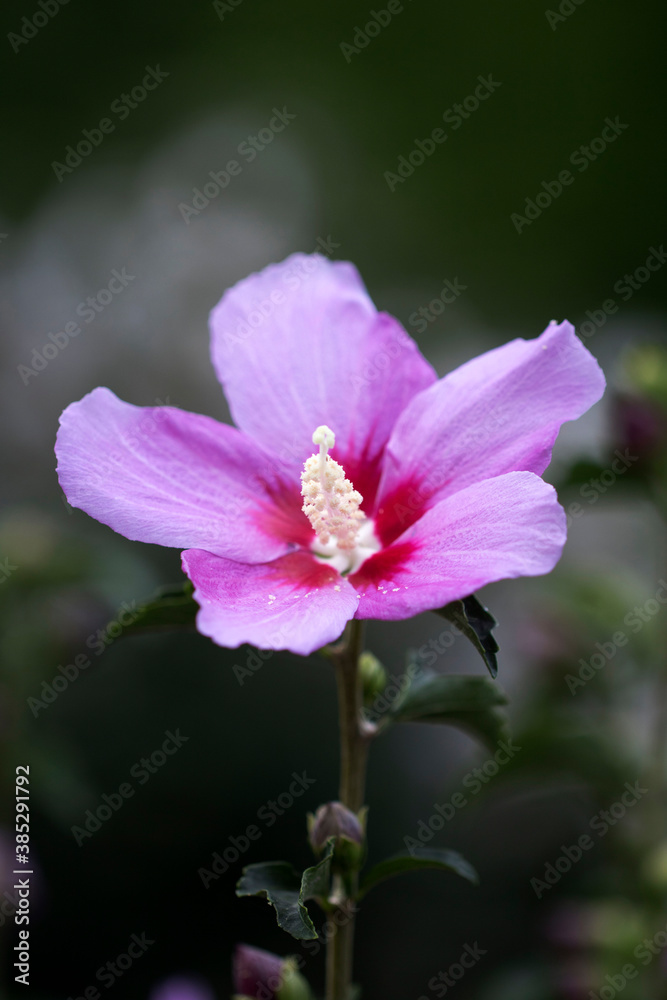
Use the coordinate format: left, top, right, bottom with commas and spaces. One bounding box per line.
625, 344, 667, 405
613, 344, 667, 468
308, 801, 365, 872
275, 959, 312, 1000
543, 900, 596, 951
588, 898, 645, 951
551, 957, 598, 1000
149, 976, 216, 1000
359, 651, 386, 706
233, 944, 312, 1000
612, 392, 667, 461
519, 611, 586, 672
642, 839, 667, 891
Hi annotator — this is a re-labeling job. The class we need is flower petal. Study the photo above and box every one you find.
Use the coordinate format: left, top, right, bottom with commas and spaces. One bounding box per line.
352, 472, 566, 620
56, 387, 310, 562
375, 321, 605, 544
209, 253, 436, 508
182, 549, 359, 655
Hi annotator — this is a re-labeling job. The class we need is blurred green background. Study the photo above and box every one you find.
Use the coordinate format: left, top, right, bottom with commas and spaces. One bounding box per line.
1, 0, 667, 997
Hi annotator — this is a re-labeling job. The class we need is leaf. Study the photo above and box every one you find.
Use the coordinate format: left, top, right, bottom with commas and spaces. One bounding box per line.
359, 847, 478, 899
236, 842, 334, 941
435, 594, 499, 677
300, 841, 336, 901
388, 672, 509, 749
123, 581, 198, 634
236, 861, 314, 939
557, 457, 641, 494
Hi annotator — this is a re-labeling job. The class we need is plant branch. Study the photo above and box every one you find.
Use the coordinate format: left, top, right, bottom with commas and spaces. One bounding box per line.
326, 619, 369, 1000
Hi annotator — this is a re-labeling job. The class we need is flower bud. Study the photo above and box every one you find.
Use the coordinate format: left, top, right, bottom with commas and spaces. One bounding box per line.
150, 977, 215, 1000
625, 343, 667, 405
308, 801, 365, 873
233, 945, 312, 1000
359, 651, 387, 705
612, 392, 667, 461
642, 839, 667, 891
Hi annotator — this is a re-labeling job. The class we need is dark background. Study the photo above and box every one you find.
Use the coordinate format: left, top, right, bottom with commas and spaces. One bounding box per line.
1, 1, 667, 997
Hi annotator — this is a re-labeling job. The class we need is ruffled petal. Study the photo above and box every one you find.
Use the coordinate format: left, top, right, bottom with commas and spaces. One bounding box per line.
375, 321, 605, 544
209, 253, 436, 509
56, 387, 310, 562
182, 549, 359, 655
352, 472, 566, 620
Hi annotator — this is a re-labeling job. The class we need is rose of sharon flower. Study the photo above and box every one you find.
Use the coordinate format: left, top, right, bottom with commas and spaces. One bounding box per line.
56, 254, 605, 656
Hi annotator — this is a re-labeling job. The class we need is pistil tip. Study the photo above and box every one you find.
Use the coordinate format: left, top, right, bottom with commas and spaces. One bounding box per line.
312, 425, 335, 450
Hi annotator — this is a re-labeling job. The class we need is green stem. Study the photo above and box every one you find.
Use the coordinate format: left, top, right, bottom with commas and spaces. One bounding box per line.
326, 619, 368, 1000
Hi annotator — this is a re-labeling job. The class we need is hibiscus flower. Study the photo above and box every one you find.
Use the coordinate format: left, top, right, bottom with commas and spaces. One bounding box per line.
55, 254, 605, 655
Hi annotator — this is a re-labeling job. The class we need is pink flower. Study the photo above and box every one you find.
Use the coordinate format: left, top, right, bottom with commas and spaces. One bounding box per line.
55, 254, 605, 656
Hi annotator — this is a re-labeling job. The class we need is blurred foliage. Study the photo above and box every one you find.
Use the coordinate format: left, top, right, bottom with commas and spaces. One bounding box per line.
2, 0, 667, 329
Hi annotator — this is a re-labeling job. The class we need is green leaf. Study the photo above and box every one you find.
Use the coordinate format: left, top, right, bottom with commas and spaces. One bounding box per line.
359, 847, 478, 899
300, 841, 336, 901
388, 672, 508, 749
236, 861, 314, 939
435, 594, 499, 677
236, 842, 334, 941
123, 581, 198, 634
